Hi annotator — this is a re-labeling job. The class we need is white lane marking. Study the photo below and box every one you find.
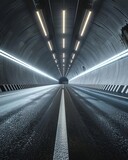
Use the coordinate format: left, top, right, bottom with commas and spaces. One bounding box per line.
53, 89, 69, 160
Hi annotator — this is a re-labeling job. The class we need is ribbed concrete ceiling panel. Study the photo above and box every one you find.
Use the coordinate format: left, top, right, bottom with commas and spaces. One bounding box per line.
67, 0, 128, 80
0, 0, 128, 84
0, 0, 60, 84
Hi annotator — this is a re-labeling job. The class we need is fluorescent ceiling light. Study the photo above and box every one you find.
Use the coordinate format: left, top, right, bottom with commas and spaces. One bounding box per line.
36, 10, 48, 37
63, 10, 66, 34
63, 53, 65, 58
70, 49, 128, 81
63, 38, 65, 48
63, 59, 65, 63
72, 53, 75, 59
80, 10, 92, 37
48, 41, 53, 51
53, 54, 56, 59
75, 41, 80, 51
0, 49, 57, 81
70, 59, 73, 63
55, 60, 57, 63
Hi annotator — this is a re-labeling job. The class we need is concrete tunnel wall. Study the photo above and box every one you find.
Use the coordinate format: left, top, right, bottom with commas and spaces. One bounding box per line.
0, 0, 59, 85
70, 57, 128, 85
0, 0, 128, 86
68, 0, 128, 85
0, 56, 56, 85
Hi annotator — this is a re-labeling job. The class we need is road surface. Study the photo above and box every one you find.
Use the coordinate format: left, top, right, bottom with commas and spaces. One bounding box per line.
0, 84, 128, 160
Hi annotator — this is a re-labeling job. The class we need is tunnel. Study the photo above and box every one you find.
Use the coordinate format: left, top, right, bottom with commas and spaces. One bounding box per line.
0, 0, 128, 159
59, 77, 68, 84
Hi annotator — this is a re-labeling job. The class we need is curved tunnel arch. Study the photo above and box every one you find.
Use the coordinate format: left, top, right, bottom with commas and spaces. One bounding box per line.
68, 0, 128, 85
0, 0, 60, 85
0, 0, 128, 85
1, 0, 128, 159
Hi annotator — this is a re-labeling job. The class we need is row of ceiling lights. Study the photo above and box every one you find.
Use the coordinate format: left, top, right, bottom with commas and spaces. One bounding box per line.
36, 8, 92, 77
66, 10, 92, 76
62, 10, 66, 76
36, 9, 68, 76
36, 10, 62, 76
34, 3, 128, 81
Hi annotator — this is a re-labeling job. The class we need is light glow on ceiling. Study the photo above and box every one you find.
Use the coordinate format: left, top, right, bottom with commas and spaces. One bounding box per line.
70, 49, 128, 81
80, 10, 92, 37
0, 49, 58, 81
36, 10, 48, 37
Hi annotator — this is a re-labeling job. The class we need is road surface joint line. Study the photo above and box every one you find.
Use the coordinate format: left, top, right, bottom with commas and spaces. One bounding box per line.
53, 89, 69, 160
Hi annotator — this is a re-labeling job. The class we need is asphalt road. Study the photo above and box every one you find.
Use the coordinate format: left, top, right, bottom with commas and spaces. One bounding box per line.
66, 85, 128, 160
0, 85, 61, 160
0, 84, 128, 160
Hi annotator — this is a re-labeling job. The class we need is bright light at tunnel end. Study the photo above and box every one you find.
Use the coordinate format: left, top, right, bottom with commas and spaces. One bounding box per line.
0, 49, 58, 82
69, 49, 128, 82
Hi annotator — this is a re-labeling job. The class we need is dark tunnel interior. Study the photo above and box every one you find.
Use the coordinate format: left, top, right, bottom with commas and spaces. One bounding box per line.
59, 77, 68, 84
0, 0, 128, 159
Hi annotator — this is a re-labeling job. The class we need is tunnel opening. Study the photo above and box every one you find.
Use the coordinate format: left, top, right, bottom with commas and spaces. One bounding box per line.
59, 77, 68, 84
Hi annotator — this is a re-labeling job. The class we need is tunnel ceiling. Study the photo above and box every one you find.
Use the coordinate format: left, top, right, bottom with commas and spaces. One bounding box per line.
0, 0, 128, 84
67, 0, 128, 80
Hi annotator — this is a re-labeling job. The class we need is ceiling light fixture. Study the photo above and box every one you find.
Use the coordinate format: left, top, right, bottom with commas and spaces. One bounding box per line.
63, 10, 66, 34
70, 49, 128, 81
75, 41, 80, 51
63, 59, 65, 63
63, 38, 65, 48
53, 53, 56, 59
70, 59, 73, 63
72, 53, 75, 59
36, 10, 48, 37
63, 53, 65, 58
0, 49, 58, 81
48, 41, 53, 51
80, 10, 92, 37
